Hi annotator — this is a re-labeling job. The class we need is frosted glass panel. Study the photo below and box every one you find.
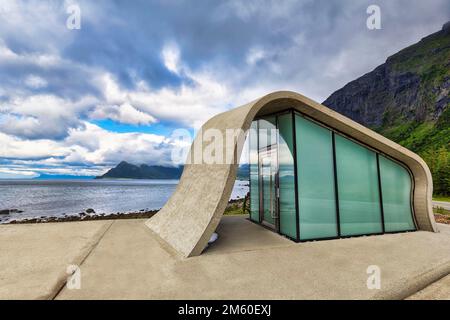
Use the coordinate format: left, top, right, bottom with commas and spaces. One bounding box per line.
249, 120, 259, 222
335, 135, 383, 236
379, 156, 415, 232
295, 115, 338, 240
278, 114, 297, 239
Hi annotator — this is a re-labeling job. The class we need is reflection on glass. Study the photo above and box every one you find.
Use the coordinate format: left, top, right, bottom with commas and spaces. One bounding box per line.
258, 116, 277, 226
258, 117, 277, 149
335, 134, 382, 236
295, 115, 338, 240
250, 112, 415, 241
249, 120, 259, 222
261, 150, 277, 226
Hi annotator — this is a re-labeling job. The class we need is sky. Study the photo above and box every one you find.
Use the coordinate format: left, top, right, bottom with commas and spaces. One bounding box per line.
0, 0, 449, 178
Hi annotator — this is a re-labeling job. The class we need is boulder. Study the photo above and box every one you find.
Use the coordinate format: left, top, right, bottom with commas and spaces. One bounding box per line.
0, 209, 23, 215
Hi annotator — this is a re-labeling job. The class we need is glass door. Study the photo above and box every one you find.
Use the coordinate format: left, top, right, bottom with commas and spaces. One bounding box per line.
259, 147, 278, 228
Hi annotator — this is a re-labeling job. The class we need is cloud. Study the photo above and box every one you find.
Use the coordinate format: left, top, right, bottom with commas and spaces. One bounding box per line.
24, 75, 48, 89
0, 121, 179, 176
90, 103, 157, 126
0, 94, 97, 139
86, 51, 230, 129
0, 131, 68, 159
162, 44, 181, 75
246, 47, 267, 66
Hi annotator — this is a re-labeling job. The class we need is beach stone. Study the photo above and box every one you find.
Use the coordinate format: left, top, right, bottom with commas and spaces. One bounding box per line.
0, 209, 24, 215
86, 208, 95, 214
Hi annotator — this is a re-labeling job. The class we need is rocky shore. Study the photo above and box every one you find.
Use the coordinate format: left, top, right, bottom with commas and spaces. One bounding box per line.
1, 197, 248, 225
5, 209, 159, 224
2, 197, 448, 225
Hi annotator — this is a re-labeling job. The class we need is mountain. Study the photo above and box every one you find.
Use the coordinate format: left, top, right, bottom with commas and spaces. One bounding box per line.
323, 22, 450, 195
236, 164, 249, 180
96, 161, 183, 179
97, 161, 250, 180
34, 174, 94, 180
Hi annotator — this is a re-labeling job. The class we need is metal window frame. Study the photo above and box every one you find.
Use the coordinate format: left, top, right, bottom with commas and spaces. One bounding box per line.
332, 131, 341, 237
257, 116, 278, 230
377, 154, 418, 233
377, 154, 386, 234
253, 110, 299, 241
293, 109, 417, 231
291, 110, 301, 241
248, 120, 261, 223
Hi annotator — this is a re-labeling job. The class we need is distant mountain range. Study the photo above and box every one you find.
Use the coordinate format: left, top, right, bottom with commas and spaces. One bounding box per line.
323, 22, 450, 195
236, 164, 249, 180
96, 161, 183, 179
96, 161, 250, 180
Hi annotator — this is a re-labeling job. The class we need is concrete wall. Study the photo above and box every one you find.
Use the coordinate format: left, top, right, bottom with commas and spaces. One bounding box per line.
146, 91, 437, 258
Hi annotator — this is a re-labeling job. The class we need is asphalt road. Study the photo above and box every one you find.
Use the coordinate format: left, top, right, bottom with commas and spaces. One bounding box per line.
433, 201, 450, 210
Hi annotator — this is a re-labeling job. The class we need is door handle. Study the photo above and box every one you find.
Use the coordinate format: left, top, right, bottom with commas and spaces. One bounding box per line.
270, 173, 277, 219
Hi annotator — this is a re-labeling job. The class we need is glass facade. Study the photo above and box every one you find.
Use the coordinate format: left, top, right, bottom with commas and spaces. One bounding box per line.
249, 110, 415, 241
278, 114, 297, 239
379, 155, 416, 232
295, 115, 338, 240
258, 117, 277, 227
335, 134, 383, 236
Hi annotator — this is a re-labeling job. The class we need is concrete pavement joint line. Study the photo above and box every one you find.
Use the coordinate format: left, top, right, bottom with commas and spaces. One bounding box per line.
50, 220, 116, 300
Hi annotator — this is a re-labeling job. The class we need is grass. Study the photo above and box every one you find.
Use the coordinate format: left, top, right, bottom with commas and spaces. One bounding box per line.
223, 198, 248, 215
433, 196, 450, 202
434, 206, 450, 216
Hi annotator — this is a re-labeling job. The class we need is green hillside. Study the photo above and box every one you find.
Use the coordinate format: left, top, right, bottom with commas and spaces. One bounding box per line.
324, 23, 450, 196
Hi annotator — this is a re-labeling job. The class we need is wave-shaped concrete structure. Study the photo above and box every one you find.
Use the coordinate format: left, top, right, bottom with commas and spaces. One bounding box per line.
146, 91, 437, 258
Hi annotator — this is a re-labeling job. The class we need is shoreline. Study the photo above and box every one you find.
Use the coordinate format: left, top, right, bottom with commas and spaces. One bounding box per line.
6, 210, 159, 224
6, 197, 447, 225
3, 197, 248, 225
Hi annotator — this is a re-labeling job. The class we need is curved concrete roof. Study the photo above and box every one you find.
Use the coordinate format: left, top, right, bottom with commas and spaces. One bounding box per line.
146, 91, 437, 258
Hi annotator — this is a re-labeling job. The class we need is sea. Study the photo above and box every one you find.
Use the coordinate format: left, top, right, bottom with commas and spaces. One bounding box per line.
0, 179, 249, 223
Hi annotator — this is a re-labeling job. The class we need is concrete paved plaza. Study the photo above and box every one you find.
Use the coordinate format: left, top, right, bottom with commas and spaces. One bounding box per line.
1, 216, 449, 300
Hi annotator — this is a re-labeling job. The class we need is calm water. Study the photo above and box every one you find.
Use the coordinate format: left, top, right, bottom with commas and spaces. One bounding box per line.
0, 179, 249, 223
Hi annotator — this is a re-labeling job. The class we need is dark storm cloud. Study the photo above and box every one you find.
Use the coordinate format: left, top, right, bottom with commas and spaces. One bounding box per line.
1, 0, 449, 107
